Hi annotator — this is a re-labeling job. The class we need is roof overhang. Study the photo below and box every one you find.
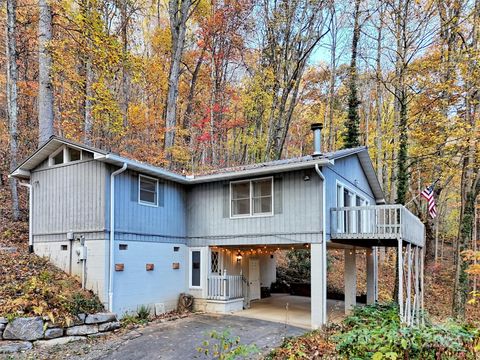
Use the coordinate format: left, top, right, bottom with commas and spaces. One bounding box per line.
9, 137, 107, 180
96, 154, 189, 184
9, 137, 385, 203
187, 158, 333, 183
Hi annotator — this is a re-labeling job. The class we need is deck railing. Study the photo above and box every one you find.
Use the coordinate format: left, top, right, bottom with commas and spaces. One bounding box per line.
207, 274, 243, 301
331, 205, 424, 247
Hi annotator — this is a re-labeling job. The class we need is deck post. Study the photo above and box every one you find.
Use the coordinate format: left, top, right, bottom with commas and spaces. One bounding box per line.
344, 248, 357, 314
311, 243, 326, 329
398, 238, 404, 322
366, 248, 377, 304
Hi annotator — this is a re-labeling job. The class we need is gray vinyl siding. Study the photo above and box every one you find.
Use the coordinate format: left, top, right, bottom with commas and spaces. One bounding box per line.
31, 159, 108, 235
186, 169, 323, 246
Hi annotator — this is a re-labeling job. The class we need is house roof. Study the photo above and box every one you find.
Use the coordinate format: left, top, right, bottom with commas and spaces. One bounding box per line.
10, 136, 385, 203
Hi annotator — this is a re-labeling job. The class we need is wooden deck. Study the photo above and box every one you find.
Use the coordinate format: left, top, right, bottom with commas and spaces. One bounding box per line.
330, 205, 425, 247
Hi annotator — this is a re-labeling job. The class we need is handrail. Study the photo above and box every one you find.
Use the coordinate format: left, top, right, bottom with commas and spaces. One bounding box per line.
331, 205, 425, 247
207, 274, 244, 301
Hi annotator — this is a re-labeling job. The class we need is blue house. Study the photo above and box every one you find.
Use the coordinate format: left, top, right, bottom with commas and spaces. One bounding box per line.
10, 124, 425, 329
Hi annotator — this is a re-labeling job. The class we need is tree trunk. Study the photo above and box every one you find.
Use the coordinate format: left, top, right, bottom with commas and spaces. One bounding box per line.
38, 0, 54, 146
6, 0, 20, 221
343, 0, 362, 149
164, 0, 193, 153
375, 2, 384, 186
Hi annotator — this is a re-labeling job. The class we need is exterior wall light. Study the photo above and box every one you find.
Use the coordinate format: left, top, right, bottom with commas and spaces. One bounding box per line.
236, 252, 242, 263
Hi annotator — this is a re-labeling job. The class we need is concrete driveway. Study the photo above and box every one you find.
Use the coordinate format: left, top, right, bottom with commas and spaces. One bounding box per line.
233, 294, 348, 329
97, 314, 306, 360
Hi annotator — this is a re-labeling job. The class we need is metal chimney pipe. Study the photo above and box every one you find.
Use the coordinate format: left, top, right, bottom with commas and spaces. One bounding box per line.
311, 123, 323, 156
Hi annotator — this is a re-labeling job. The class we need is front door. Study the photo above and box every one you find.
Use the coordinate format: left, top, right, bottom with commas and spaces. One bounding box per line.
249, 258, 260, 300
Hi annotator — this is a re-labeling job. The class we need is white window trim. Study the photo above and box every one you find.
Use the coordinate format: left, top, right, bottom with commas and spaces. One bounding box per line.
189, 248, 203, 289
48, 145, 66, 167
138, 174, 159, 207
49, 145, 84, 167
335, 180, 371, 233
229, 176, 274, 219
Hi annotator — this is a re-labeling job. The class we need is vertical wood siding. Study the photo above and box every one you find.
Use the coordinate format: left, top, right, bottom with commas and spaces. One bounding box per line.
187, 170, 323, 246
323, 155, 376, 239
31, 160, 107, 235
111, 170, 187, 240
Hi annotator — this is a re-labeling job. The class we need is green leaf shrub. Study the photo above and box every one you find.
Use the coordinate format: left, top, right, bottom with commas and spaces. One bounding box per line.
334, 303, 480, 359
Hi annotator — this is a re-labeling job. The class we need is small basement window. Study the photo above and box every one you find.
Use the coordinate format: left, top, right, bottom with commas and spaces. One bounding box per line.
61, 245, 68, 251
174, 246, 180, 252
138, 175, 158, 206
119, 244, 128, 250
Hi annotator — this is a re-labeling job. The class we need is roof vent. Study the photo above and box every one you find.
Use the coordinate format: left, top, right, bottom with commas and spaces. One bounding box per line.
311, 123, 323, 156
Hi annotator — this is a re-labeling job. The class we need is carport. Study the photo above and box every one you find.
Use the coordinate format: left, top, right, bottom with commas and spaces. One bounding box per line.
233, 293, 348, 329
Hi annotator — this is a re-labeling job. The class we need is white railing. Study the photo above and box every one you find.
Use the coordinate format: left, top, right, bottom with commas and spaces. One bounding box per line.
207, 274, 243, 300
331, 205, 425, 247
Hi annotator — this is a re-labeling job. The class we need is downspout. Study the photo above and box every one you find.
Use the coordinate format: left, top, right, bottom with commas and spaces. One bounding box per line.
18, 181, 33, 253
108, 163, 127, 312
314, 164, 328, 324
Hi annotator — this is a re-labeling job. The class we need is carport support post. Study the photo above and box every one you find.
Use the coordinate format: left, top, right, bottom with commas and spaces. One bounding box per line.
344, 248, 357, 314
311, 243, 326, 329
366, 247, 377, 304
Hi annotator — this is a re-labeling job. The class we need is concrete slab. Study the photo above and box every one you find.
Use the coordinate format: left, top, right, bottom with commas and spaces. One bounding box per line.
232, 294, 348, 329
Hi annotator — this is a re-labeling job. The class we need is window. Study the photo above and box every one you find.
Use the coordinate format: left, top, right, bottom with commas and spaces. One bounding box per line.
190, 250, 202, 288
231, 181, 250, 216
211, 251, 220, 274
119, 244, 128, 250
49, 145, 83, 166
230, 177, 273, 218
336, 181, 370, 233
69, 148, 81, 162
138, 175, 158, 206
51, 148, 64, 165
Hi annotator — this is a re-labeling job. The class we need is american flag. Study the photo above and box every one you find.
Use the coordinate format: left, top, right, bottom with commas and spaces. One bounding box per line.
421, 185, 437, 219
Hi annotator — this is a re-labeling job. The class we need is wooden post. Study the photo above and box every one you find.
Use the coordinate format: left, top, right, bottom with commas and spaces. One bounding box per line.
414, 246, 420, 325
420, 246, 425, 325
406, 243, 412, 325
398, 238, 404, 322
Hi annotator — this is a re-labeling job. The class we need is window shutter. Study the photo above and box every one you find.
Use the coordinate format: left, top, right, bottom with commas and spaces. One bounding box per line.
130, 173, 138, 202
158, 182, 165, 207
223, 183, 230, 218
274, 177, 283, 214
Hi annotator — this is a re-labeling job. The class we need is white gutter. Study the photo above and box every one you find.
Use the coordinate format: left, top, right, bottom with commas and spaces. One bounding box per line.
108, 163, 128, 312
18, 180, 33, 253
314, 163, 328, 325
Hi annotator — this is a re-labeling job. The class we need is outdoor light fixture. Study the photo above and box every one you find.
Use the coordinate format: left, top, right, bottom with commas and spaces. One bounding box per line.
236, 251, 242, 263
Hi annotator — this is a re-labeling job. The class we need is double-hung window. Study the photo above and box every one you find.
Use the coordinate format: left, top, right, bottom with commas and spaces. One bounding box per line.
138, 175, 158, 206
230, 178, 273, 217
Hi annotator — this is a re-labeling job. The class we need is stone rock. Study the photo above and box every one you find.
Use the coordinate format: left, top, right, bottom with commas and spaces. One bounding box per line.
0, 317, 7, 324
65, 324, 98, 336
98, 321, 120, 332
0, 323, 5, 331
0, 341, 33, 353
88, 332, 110, 338
77, 313, 87, 323
2, 317, 44, 341
34, 336, 86, 347
44, 328, 63, 339
85, 312, 117, 324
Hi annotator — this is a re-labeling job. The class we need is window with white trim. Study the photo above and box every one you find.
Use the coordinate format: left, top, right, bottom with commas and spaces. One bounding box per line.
190, 249, 202, 288
49, 145, 84, 166
230, 178, 273, 217
336, 181, 370, 233
138, 175, 158, 206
